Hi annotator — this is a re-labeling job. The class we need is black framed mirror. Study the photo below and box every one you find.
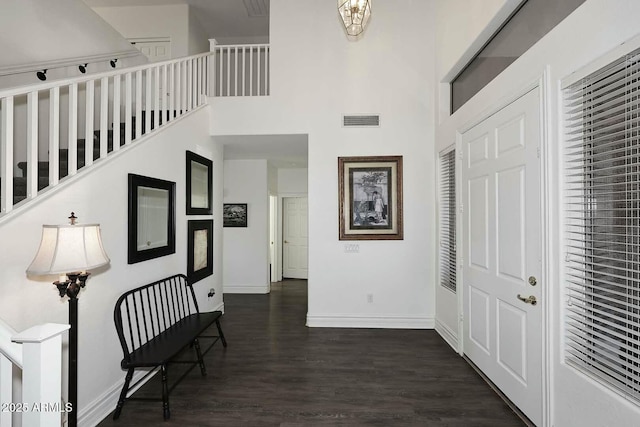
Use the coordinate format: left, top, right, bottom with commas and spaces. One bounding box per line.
186, 151, 213, 215
128, 173, 176, 264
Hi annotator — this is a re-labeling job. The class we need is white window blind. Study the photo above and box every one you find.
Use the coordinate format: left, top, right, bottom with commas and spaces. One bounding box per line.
564, 47, 640, 402
439, 149, 456, 293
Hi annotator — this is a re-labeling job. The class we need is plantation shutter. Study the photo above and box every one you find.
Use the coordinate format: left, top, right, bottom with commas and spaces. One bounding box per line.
564, 47, 640, 401
439, 149, 456, 293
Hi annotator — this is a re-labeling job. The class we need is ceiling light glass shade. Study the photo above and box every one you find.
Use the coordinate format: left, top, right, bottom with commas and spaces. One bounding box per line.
26, 224, 110, 275
338, 0, 372, 37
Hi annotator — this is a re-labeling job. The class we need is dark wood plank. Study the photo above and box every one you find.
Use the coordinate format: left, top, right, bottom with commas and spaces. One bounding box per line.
100, 280, 525, 426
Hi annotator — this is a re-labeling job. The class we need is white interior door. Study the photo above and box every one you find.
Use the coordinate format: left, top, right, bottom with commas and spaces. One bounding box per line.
462, 87, 542, 425
283, 197, 308, 279
130, 39, 172, 62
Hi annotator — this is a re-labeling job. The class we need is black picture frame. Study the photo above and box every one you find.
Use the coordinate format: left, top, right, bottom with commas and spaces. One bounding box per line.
187, 219, 214, 283
128, 173, 176, 264
338, 156, 403, 240
186, 151, 213, 215
223, 203, 248, 227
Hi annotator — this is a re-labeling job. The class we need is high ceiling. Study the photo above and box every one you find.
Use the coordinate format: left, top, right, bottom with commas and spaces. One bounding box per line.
83, 0, 269, 43
82, 0, 304, 167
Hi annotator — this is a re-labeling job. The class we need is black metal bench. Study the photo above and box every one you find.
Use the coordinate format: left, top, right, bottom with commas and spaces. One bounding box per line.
112, 274, 227, 420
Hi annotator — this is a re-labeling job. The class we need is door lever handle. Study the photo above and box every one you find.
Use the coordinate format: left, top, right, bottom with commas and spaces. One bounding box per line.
517, 294, 537, 306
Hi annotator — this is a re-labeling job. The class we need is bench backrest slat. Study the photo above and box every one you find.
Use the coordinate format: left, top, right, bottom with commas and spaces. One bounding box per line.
114, 274, 200, 362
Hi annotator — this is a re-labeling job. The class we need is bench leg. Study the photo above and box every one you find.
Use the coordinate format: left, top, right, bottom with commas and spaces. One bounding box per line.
161, 364, 170, 420
194, 338, 207, 376
215, 319, 228, 347
113, 368, 134, 420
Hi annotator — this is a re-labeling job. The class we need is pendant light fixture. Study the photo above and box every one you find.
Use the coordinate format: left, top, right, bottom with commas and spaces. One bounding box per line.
338, 0, 372, 37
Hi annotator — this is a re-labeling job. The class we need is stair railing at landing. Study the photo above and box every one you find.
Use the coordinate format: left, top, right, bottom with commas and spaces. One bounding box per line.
0, 318, 69, 427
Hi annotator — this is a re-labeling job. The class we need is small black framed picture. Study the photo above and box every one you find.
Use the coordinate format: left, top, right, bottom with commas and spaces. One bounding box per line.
223, 203, 248, 227
186, 151, 213, 215
187, 219, 213, 283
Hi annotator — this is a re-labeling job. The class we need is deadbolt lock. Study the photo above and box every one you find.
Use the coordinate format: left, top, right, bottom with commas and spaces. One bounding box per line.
517, 294, 537, 306
528, 276, 537, 286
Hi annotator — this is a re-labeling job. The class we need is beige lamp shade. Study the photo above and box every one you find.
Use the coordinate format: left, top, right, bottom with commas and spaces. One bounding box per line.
26, 224, 110, 275
338, 0, 372, 37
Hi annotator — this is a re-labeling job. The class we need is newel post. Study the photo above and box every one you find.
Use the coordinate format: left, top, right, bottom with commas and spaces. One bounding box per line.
12, 323, 70, 427
208, 38, 218, 97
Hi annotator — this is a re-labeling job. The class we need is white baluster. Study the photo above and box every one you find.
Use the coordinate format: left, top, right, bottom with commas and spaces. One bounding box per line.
113, 75, 121, 151
0, 354, 12, 427
84, 80, 94, 168
26, 91, 38, 199
68, 83, 78, 175
125, 73, 133, 145
49, 87, 60, 186
242, 47, 246, 96
264, 45, 271, 95
100, 77, 109, 159
154, 66, 160, 127
135, 70, 142, 139
169, 63, 175, 122
1, 96, 14, 214
162, 64, 168, 124
249, 46, 254, 96
145, 68, 152, 134
257, 45, 262, 96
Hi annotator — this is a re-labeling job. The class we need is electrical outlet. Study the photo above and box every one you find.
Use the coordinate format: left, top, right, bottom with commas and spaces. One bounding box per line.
344, 243, 360, 253
207, 288, 215, 298
367, 294, 373, 303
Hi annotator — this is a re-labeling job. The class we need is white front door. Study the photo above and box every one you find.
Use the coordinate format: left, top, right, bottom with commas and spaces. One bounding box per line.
462, 87, 542, 425
283, 197, 308, 279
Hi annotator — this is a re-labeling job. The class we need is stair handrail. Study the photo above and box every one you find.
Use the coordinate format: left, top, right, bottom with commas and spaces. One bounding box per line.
0, 51, 213, 99
0, 318, 22, 367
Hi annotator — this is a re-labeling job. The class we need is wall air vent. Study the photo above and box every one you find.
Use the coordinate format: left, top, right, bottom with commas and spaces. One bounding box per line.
342, 114, 380, 127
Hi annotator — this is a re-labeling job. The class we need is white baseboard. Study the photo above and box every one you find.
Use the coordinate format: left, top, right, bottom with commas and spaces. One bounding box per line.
306, 313, 434, 329
223, 284, 270, 294
80, 369, 156, 427
435, 318, 459, 352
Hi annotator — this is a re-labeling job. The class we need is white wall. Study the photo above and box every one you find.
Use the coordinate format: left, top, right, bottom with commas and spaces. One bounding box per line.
93, 4, 207, 59
278, 168, 307, 195
0, 0, 145, 89
435, 0, 640, 425
188, 5, 210, 55
0, 107, 223, 426
211, 0, 436, 328
222, 159, 270, 293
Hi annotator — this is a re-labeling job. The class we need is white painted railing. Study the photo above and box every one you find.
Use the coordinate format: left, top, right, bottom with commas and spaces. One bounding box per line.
212, 42, 270, 97
0, 52, 213, 218
0, 44, 271, 219
0, 319, 69, 427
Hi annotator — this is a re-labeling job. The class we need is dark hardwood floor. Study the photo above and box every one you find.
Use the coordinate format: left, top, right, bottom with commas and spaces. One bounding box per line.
99, 280, 525, 426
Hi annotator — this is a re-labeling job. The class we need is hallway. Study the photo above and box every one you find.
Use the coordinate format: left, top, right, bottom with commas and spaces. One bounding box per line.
100, 280, 524, 426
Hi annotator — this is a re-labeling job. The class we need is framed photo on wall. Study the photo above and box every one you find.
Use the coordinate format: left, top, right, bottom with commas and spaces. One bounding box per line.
187, 219, 213, 283
223, 203, 248, 227
127, 173, 176, 264
186, 151, 213, 215
338, 155, 403, 240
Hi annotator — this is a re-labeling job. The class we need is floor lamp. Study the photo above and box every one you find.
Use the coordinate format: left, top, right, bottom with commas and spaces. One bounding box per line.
26, 213, 110, 427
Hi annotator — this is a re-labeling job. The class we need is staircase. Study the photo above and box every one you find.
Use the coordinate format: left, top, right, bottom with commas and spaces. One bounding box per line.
9, 113, 169, 205
0, 51, 213, 217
